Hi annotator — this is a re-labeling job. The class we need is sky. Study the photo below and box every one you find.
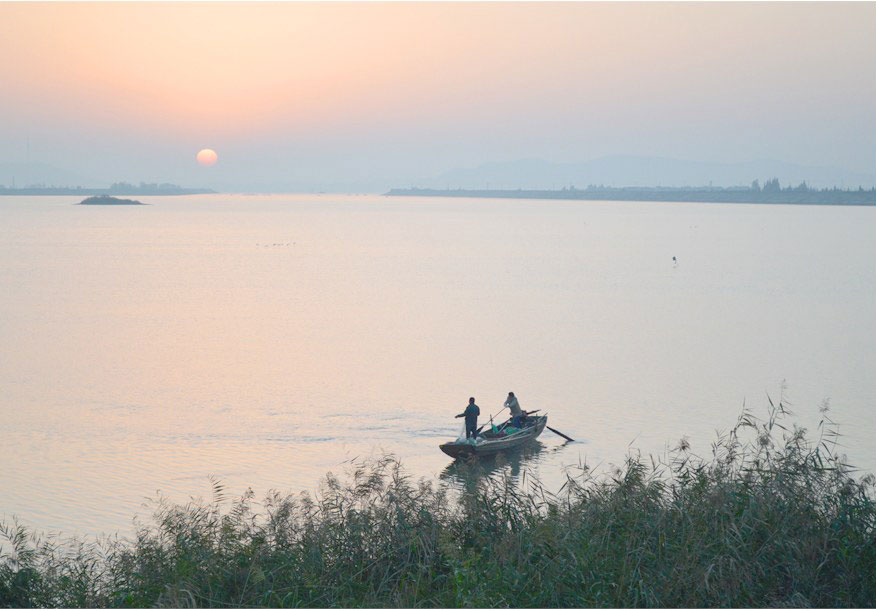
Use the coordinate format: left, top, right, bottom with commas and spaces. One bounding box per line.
1, 2, 874, 191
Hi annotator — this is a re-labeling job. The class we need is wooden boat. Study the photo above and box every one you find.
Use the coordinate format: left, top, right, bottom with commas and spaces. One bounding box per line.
439, 414, 548, 459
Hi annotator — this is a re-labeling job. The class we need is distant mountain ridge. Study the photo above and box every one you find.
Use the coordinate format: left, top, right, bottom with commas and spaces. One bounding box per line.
415, 156, 876, 190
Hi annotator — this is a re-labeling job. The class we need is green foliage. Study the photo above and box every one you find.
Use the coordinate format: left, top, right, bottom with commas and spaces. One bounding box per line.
3, 402, 875, 607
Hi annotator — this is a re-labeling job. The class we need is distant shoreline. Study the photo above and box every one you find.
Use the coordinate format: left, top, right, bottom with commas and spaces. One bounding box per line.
0, 186, 215, 196
386, 187, 876, 206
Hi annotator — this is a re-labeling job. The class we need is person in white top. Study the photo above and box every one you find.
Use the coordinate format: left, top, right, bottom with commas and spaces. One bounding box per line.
504, 391, 524, 428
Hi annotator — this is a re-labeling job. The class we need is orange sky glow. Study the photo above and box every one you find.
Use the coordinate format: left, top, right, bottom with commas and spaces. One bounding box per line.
6, 3, 870, 134
1, 2, 873, 190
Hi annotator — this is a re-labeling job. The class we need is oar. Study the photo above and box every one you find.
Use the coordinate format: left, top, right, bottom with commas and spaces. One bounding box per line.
490, 409, 544, 435
477, 405, 520, 435
476, 405, 510, 435
546, 425, 574, 442
499, 409, 540, 431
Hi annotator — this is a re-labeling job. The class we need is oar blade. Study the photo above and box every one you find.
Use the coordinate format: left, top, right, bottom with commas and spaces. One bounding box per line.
546, 425, 574, 442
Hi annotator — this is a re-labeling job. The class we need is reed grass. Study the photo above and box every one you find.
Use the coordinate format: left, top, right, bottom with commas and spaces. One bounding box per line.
2, 400, 875, 607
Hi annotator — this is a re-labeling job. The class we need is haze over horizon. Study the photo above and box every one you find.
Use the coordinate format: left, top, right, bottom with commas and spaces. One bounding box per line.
1, 2, 874, 192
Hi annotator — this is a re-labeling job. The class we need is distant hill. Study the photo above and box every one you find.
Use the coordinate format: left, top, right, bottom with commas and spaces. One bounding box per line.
414, 156, 876, 191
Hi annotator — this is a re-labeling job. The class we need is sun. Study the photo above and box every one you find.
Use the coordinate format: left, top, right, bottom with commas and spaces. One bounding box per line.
196, 148, 218, 166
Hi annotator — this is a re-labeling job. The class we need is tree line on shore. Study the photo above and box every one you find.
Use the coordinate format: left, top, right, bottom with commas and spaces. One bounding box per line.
0, 182, 214, 196
388, 179, 876, 205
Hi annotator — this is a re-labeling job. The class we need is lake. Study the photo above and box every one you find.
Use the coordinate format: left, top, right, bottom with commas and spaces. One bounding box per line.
1, 194, 874, 538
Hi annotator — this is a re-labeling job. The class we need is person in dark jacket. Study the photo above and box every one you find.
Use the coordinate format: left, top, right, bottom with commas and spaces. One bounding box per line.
455, 397, 481, 439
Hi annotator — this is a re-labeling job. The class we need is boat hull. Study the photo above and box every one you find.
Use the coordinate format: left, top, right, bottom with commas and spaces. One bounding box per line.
440, 416, 547, 459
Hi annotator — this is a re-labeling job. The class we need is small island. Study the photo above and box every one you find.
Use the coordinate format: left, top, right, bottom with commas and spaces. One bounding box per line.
77, 195, 147, 206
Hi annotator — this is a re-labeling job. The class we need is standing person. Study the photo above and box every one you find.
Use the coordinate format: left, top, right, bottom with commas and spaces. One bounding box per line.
505, 392, 524, 428
455, 397, 480, 439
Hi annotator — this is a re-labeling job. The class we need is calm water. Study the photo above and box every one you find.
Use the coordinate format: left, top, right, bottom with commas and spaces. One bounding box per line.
1, 194, 874, 538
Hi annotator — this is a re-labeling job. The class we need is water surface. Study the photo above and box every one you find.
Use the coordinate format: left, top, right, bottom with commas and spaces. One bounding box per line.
1, 194, 874, 537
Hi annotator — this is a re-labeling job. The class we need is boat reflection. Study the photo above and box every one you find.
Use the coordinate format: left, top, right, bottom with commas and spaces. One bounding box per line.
439, 439, 572, 492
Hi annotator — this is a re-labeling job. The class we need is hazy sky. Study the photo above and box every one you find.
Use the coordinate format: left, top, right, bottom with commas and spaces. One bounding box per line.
1, 2, 874, 191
